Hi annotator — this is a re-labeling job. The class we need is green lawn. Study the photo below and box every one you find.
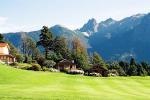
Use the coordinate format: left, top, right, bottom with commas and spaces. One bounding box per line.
0, 64, 150, 100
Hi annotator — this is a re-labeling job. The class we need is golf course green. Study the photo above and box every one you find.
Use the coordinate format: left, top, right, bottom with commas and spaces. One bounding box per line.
0, 64, 150, 100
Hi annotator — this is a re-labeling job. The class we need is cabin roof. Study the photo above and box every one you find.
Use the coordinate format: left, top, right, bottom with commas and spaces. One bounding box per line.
57, 59, 76, 65
0, 43, 10, 48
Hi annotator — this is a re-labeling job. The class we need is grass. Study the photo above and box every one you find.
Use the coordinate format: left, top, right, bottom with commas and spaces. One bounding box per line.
0, 64, 150, 100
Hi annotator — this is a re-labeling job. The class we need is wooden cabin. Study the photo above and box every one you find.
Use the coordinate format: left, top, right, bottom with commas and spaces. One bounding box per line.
88, 64, 108, 77
56, 59, 76, 71
0, 43, 15, 64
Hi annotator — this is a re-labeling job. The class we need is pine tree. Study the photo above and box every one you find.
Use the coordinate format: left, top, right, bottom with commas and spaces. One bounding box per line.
92, 52, 106, 68
37, 26, 53, 59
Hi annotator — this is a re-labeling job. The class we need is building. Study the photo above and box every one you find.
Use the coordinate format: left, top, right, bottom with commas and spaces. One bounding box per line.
0, 43, 15, 64
56, 59, 76, 71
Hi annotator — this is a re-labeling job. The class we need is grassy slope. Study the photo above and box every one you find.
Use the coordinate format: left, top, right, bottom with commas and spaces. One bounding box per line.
0, 64, 150, 100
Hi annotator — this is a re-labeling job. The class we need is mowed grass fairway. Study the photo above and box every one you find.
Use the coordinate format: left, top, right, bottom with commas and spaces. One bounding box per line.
0, 64, 150, 100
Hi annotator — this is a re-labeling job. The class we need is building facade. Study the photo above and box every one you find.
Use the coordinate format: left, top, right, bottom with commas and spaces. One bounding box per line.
0, 43, 15, 64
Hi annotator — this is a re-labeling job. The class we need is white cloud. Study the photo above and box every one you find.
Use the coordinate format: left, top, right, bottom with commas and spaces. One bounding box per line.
0, 17, 8, 25
0, 16, 40, 33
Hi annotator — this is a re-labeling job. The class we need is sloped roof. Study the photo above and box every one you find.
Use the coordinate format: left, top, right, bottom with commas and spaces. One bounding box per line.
58, 59, 76, 65
0, 43, 10, 49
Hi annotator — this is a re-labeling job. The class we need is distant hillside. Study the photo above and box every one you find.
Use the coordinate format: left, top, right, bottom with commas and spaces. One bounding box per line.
3, 12, 150, 62
89, 13, 150, 62
3, 25, 89, 51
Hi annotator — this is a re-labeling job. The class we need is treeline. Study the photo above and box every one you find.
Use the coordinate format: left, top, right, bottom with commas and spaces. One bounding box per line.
1, 26, 150, 76
107, 58, 150, 76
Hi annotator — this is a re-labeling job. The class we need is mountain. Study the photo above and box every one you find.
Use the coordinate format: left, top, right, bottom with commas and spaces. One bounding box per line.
2, 12, 150, 62
79, 18, 99, 35
3, 25, 89, 50
89, 13, 150, 62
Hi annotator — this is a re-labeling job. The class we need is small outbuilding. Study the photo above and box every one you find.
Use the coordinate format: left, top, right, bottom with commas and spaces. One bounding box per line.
56, 59, 76, 71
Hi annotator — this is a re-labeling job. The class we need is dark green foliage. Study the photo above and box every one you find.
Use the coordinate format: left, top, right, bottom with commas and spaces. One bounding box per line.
137, 64, 148, 76
141, 61, 150, 75
72, 37, 90, 70
22, 36, 40, 61
108, 58, 150, 76
43, 60, 56, 68
130, 58, 137, 66
28, 64, 41, 71
15, 54, 24, 63
8, 42, 19, 57
9, 62, 18, 66
48, 51, 63, 62
0, 34, 4, 42
92, 52, 106, 69
23, 55, 32, 64
37, 26, 53, 59
36, 56, 46, 67
119, 61, 129, 75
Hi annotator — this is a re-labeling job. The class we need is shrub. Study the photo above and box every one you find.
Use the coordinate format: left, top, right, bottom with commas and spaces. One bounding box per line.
28, 64, 41, 71
87, 72, 102, 77
9, 62, 18, 66
15, 54, 24, 63
36, 56, 45, 66
32, 60, 37, 63
108, 69, 119, 76
16, 63, 32, 69
48, 68, 60, 72
42, 67, 59, 72
67, 70, 84, 75
43, 60, 56, 68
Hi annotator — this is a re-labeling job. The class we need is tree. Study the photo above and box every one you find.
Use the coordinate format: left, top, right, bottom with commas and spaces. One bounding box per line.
8, 42, 19, 57
137, 64, 148, 76
119, 61, 129, 75
71, 37, 89, 70
128, 58, 138, 76
130, 58, 137, 66
22, 36, 40, 63
52, 36, 71, 60
0, 33, 4, 42
37, 26, 53, 59
92, 52, 106, 68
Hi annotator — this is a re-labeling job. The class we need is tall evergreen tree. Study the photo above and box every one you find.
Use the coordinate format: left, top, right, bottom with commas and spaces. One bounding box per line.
92, 52, 106, 68
37, 26, 53, 59
52, 36, 71, 59
0, 33, 4, 42
128, 58, 138, 76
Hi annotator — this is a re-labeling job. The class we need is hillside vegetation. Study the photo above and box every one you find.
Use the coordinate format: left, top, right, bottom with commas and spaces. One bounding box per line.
0, 64, 150, 100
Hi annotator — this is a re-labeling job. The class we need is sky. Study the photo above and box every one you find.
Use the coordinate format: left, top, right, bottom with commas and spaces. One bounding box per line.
0, 0, 150, 33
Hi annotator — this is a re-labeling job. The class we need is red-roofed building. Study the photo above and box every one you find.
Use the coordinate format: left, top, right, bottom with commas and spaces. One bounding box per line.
0, 43, 15, 64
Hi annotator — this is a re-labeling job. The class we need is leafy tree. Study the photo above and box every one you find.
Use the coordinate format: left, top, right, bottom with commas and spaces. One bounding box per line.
119, 61, 129, 75
137, 64, 148, 76
15, 54, 24, 63
22, 36, 40, 62
128, 58, 138, 76
52, 36, 71, 59
92, 52, 106, 68
141, 61, 150, 75
130, 58, 137, 66
37, 26, 53, 59
43, 60, 56, 68
108, 62, 126, 76
72, 37, 89, 70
